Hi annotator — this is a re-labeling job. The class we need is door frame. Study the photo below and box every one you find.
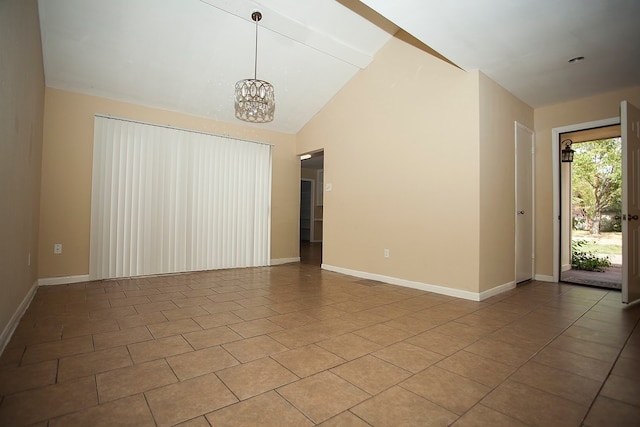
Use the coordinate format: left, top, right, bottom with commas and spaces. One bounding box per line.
551, 117, 620, 282
300, 178, 315, 242
515, 122, 535, 283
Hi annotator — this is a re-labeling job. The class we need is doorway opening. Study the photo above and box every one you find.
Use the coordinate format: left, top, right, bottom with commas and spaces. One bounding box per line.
300, 150, 324, 266
559, 125, 622, 289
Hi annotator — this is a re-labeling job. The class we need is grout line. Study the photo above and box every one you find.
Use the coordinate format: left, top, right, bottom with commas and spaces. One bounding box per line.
447, 285, 611, 424
272, 388, 318, 425
54, 357, 60, 384
578, 312, 640, 425
141, 391, 159, 426
213, 371, 241, 403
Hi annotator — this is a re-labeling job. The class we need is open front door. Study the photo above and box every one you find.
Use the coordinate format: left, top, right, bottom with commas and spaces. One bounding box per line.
621, 101, 640, 304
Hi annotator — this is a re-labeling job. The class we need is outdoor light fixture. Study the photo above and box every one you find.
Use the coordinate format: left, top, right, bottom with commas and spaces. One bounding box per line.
561, 139, 575, 163
234, 11, 275, 123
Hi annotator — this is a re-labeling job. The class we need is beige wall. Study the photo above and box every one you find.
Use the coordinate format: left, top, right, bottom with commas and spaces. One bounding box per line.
478, 72, 534, 291
534, 86, 640, 278
297, 36, 482, 292
39, 88, 299, 278
0, 0, 45, 340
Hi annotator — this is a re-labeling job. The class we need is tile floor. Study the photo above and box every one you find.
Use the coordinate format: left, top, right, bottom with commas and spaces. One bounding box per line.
1, 263, 639, 426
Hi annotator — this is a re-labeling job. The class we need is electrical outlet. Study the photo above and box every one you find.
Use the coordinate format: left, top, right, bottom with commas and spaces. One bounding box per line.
54, 243, 62, 254
384, 248, 390, 258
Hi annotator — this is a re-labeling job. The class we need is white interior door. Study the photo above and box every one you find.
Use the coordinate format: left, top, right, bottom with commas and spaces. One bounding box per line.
621, 101, 640, 304
515, 122, 534, 283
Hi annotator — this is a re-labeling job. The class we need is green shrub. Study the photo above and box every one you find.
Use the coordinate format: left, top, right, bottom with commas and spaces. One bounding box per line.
600, 215, 622, 232
571, 240, 611, 272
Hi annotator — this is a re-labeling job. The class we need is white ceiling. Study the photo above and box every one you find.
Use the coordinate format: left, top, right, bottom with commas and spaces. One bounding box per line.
360, 0, 640, 108
38, 0, 640, 135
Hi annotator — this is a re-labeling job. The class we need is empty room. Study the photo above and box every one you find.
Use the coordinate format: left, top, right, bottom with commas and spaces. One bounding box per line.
1, 0, 640, 425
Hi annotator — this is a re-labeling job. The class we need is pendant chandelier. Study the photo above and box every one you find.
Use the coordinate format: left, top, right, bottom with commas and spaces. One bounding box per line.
234, 11, 275, 123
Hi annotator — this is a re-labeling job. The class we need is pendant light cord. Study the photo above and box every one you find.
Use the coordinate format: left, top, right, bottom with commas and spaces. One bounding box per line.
251, 11, 262, 80
254, 17, 258, 80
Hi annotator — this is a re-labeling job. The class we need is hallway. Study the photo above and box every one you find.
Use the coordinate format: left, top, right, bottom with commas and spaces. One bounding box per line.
300, 242, 322, 266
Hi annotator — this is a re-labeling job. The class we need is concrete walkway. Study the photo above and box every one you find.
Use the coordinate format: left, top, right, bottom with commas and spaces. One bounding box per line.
562, 264, 622, 290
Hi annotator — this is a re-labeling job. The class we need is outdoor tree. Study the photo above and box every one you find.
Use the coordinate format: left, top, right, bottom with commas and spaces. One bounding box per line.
571, 138, 622, 235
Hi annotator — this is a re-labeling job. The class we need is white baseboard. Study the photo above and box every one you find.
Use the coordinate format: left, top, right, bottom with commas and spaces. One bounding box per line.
534, 274, 555, 282
38, 274, 90, 286
270, 257, 300, 266
321, 264, 514, 302
0, 280, 38, 356
479, 281, 516, 300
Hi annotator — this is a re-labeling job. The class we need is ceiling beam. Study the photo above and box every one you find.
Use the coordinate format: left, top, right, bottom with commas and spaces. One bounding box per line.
200, 0, 374, 69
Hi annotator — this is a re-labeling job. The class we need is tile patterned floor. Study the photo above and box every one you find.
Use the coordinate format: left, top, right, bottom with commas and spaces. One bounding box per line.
1, 263, 639, 426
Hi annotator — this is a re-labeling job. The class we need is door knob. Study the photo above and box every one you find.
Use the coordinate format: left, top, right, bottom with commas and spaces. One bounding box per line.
629, 214, 639, 221
614, 215, 622, 220
517, 210, 525, 215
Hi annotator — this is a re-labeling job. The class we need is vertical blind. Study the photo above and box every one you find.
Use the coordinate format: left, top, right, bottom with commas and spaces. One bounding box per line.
90, 116, 272, 280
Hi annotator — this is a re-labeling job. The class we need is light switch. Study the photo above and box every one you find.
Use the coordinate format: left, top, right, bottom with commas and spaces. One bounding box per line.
325, 183, 332, 192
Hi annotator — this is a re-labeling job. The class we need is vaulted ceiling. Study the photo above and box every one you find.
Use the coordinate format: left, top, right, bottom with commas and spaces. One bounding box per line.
38, 0, 640, 134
